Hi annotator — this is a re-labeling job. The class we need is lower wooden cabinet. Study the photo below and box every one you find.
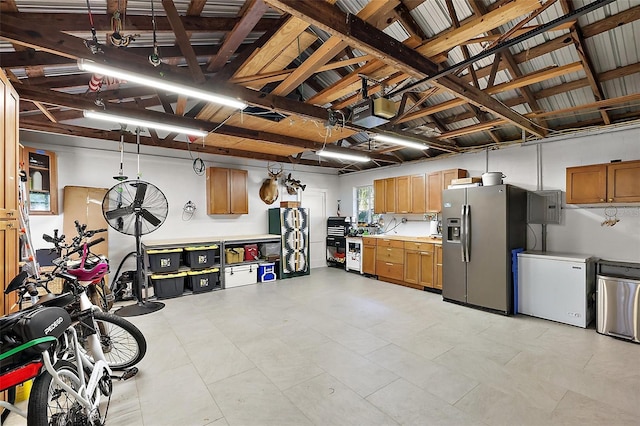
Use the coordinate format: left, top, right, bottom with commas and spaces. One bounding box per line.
435, 245, 443, 290
363, 238, 376, 275
376, 239, 404, 283
404, 242, 435, 289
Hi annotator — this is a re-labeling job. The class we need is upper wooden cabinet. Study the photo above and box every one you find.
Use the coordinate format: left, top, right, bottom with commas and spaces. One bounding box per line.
396, 176, 411, 214
374, 168, 467, 214
23, 147, 58, 215
566, 160, 640, 204
206, 167, 248, 214
427, 171, 442, 212
410, 174, 426, 213
373, 177, 398, 214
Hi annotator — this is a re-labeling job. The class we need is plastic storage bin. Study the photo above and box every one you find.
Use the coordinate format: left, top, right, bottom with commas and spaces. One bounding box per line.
184, 245, 219, 269
150, 272, 186, 299
258, 263, 276, 282
147, 248, 182, 273
225, 247, 244, 264
224, 264, 257, 288
186, 268, 220, 293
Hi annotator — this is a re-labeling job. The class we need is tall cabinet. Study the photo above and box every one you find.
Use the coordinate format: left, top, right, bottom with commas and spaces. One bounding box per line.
1, 69, 20, 316
268, 208, 310, 279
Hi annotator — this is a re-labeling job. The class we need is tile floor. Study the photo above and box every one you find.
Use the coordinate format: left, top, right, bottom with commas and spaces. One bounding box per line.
6, 267, 640, 425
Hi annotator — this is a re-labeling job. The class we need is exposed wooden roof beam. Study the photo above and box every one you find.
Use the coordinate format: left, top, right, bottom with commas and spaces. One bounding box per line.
20, 119, 326, 166
187, 0, 207, 16
206, 0, 268, 73
265, 0, 542, 137
561, 0, 610, 124
162, 0, 206, 83
107, 0, 127, 14
460, 21, 575, 45
581, 3, 640, 38
1, 12, 278, 34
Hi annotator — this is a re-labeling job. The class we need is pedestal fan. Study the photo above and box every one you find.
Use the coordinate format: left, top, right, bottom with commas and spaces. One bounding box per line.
102, 180, 168, 316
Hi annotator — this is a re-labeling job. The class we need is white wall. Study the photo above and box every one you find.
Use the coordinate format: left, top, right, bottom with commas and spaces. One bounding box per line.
338, 125, 640, 263
21, 131, 340, 277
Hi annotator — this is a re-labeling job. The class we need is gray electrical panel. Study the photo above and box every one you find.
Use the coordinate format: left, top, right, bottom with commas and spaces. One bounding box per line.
527, 190, 562, 224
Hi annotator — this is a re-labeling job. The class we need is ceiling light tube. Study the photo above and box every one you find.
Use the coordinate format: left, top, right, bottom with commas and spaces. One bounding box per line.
84, 110, 209, 137
78, 59, 248, 110
316, 150, 370, 163
372, 134, 429, 150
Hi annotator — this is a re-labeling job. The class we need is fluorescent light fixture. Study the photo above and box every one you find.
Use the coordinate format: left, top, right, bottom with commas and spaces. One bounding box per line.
84, 110, 209, 137
78, 59, 248, 110
372, 134, 429, 150
316, 150, 370, 163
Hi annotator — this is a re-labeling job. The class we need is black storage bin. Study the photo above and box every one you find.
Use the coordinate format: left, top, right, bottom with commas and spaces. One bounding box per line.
184, 245, 219, 270
147, 248, 183, 273
150, 272, 186, 299
186, 268, 220, 293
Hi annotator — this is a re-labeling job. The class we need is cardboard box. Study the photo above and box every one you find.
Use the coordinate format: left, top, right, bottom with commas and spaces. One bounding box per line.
280, 201, 300, 208
450, 177, 482, 185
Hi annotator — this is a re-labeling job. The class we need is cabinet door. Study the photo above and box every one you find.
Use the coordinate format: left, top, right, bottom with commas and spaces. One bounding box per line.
229, 169, 248, 214
410, 174, 426, 213
207, 167, 230, 214
373, 179, 385, 214
566, 164, 607, 204
385, 177, 397, 213
363, 244, 376, 275
607, 161, 640, 203
434, 245, 443, 290
427, 172, 442, 211
396, 176, 411, 213
442, 169, 467, 189
1, 222, 19, 314
404, 250, 419, 284
419, 251, 434, 288
23, 148, 58, 215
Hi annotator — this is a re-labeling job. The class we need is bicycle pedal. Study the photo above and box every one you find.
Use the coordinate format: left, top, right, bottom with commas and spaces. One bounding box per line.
118, 367, 138, 381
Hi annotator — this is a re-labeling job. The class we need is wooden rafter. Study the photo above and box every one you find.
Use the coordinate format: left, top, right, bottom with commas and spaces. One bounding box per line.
206, 0, 268, 73
265, 0, 542, 137
561, 0, 610, 124
106, 0, 128, 14
162, 0, 205, 83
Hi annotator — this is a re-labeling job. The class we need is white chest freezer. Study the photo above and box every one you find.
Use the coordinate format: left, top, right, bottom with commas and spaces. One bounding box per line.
517, 251, 596, 328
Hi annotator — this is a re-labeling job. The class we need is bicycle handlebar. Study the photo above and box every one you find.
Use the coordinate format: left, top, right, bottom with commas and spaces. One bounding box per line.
66, 237, 105, 257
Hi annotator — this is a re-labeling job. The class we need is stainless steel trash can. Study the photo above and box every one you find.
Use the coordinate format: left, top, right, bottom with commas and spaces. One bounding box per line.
596, 260, 640, 343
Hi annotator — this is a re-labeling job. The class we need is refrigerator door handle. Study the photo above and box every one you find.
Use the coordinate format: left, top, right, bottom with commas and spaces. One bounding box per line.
464, 205, 471, 262
460, 205, 467, 262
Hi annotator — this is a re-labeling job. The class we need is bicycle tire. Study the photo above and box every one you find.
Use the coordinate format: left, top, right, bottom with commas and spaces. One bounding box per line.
89, 311, 147, 370
28, 360, 103, 426
0, 386, 16, 423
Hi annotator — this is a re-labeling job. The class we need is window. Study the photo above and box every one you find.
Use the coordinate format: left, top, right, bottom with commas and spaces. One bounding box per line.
355, 185, 379, 225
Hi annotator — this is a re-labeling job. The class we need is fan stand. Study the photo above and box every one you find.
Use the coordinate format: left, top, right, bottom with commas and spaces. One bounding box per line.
115, 210, 164, 317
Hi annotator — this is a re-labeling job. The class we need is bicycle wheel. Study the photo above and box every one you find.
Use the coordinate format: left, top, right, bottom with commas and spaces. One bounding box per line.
88, 311, 147, 370
28, 360, 105, 426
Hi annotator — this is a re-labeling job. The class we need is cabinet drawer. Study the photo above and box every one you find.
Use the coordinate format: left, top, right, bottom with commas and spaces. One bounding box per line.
376, 247, 404, 263
377, 239, 404, 249
376, 260, 403, 279
404, 241, 434, 252
363, 237, 377, 246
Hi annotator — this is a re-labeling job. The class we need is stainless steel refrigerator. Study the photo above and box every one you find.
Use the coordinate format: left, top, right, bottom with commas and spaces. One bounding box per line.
442, 184, 527, 314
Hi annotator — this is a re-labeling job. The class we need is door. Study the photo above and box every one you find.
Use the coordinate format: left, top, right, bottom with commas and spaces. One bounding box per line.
303, 188, 326, 269
566, 164, 606, 204
410, 174, 426, 213
396, 176, 411, 214
607, 160, 640, 203
466, 185, 509, 313
441, 188, 466, 303
427, 172, 442, 211
373, 179, 385, 214
229, 169, 248, 214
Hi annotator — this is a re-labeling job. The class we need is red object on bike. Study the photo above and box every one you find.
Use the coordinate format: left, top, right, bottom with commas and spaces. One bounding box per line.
0, 361, 43, 392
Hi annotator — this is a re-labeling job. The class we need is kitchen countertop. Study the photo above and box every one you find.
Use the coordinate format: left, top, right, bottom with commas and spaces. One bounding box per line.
363, 235, 442, 244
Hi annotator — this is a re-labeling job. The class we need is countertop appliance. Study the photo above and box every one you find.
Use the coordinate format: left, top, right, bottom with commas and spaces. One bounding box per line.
517, 251, 596, 327
596, 260, 640, 343
442, 184, 527, 314
345, 237, 363, 274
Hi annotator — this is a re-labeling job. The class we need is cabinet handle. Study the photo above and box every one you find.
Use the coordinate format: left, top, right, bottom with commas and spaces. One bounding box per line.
608, 198, 613, 202
387, 248, 392, 251
600, 198, 604, 202
421, 252, 431, 255
386, 262, 393, 266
